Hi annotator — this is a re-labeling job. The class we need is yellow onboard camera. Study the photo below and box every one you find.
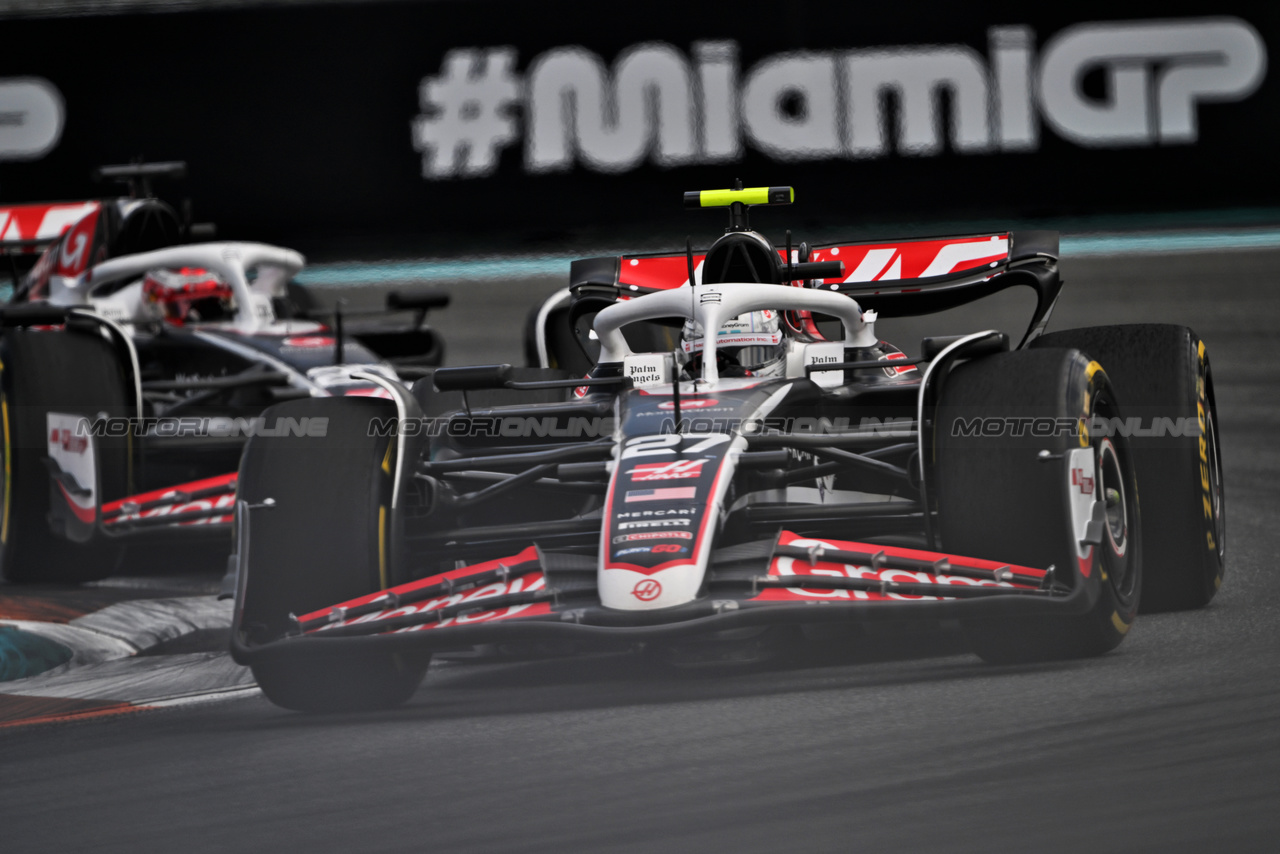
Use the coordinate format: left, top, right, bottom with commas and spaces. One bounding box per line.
682, 186, 794, 209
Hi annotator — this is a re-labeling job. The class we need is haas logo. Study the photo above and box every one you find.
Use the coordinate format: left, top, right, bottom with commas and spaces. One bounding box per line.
60, 233, 86, 268
54, 212, 98, 277
628, 459, 706, 481
632, 579, 662, 601
50, 427, 87, 455
1072, 468, 1095, 495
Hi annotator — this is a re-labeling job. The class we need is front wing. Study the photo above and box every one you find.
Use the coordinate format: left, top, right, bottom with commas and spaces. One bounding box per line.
231, 531, 1083, 664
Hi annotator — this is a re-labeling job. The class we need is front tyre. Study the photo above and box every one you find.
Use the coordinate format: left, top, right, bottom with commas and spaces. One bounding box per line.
236, 397, 427, 713
1033, 325, 1224, 611
248, 648, 425, 714
935, 348, 1142, 663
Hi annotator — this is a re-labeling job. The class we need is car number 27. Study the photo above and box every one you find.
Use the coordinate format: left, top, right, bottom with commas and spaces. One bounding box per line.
620, 433, 731, 460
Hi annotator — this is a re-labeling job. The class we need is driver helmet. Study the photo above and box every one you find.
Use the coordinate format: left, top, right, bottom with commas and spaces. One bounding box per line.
681, 309, 787, 378
142, 267, 235, 325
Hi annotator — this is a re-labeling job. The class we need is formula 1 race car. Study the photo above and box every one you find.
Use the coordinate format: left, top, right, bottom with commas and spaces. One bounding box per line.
0, 163, 447, 583
229, 185, 1225, 712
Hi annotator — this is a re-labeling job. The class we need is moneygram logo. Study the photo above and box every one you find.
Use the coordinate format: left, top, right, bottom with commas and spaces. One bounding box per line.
411, 17, 1266, 179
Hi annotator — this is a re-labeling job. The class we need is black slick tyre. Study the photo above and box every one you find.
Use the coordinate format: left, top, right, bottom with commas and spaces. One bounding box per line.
935, 348, 1142, 663
0, 328, 130, 583
1033, 325, 1224, 611
236, 397, 426, 713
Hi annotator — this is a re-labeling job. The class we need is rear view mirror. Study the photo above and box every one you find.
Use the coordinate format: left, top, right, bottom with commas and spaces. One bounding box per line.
432, 364, 513, 391
387, 289, 450, 312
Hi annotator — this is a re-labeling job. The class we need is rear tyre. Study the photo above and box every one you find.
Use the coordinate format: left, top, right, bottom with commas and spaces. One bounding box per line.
1033, 325, 1224, 611
0, 328, 130, 583
237, 397, 427, 713
935, 348, 1142, 663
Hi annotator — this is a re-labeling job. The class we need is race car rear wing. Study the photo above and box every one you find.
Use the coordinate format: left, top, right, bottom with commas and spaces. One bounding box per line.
0, 201, 102, 254
568, 230, 1062, 347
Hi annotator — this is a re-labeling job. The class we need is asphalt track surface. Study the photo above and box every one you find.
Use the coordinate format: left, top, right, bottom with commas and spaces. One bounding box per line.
3, 247, 1280, 853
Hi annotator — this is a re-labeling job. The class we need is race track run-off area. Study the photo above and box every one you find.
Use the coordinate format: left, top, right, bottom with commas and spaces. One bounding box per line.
2, 246, 1279, 852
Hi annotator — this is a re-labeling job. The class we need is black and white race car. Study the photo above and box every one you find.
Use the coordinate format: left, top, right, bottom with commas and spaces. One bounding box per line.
228, 185, 1225, 712
0, 163, 447, 583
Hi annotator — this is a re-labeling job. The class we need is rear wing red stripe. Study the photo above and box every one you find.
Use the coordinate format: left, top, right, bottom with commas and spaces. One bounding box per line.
582, 232, 1022, 293
0, 201, 100, 247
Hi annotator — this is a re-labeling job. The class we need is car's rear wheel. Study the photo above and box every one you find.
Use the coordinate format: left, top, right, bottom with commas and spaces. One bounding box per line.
935, 348, 1142, 663
1033, 325, 1224, 611
0, 327, 131, 583
236, 397, 427, 712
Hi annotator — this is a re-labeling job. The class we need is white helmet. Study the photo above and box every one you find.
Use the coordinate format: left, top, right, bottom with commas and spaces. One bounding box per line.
681, 309, 786, 378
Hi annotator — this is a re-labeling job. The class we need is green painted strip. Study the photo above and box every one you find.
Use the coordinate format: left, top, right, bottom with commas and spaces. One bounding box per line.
1061, 230, 1280, 255
295, 255, 570, 286
0, 625, 73, 681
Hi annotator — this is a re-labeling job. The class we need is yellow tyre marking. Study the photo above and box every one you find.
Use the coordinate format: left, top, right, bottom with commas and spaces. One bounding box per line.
1194, 349, 1219, 561
1110, 611, 1132, 635
378, 504, 388, 590
1077, 363, 1103, 448
379, 439, 394, 588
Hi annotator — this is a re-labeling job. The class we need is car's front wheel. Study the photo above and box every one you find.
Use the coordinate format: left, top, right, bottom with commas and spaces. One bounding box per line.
935, 348, 1142, 663
235, 397, 428, 712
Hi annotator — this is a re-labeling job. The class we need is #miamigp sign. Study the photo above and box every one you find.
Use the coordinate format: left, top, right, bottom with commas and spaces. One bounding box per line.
0, 3, 1274, 243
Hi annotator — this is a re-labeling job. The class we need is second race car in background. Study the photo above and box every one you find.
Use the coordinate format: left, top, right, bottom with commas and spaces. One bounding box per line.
0, 162, 450, 583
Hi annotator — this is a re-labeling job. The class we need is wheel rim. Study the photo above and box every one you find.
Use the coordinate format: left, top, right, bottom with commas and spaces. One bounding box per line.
1097, 440, 1128, 556
1096, 433, 1138, 603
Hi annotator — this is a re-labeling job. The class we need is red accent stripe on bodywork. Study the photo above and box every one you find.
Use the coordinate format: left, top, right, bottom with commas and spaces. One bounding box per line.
298, 545, 542, 624
614, 235, 1009, 291
754, 531, 1045, 602
56, 482, 96, 524
101, 471, 238, 514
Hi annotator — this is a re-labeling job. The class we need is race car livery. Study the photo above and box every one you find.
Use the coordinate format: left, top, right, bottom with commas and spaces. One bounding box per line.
227, 184, 1225, 712
0, 163, 449, 583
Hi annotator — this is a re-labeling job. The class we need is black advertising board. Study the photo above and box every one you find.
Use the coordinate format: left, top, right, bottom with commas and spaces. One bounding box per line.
0, 0, 1276, 253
